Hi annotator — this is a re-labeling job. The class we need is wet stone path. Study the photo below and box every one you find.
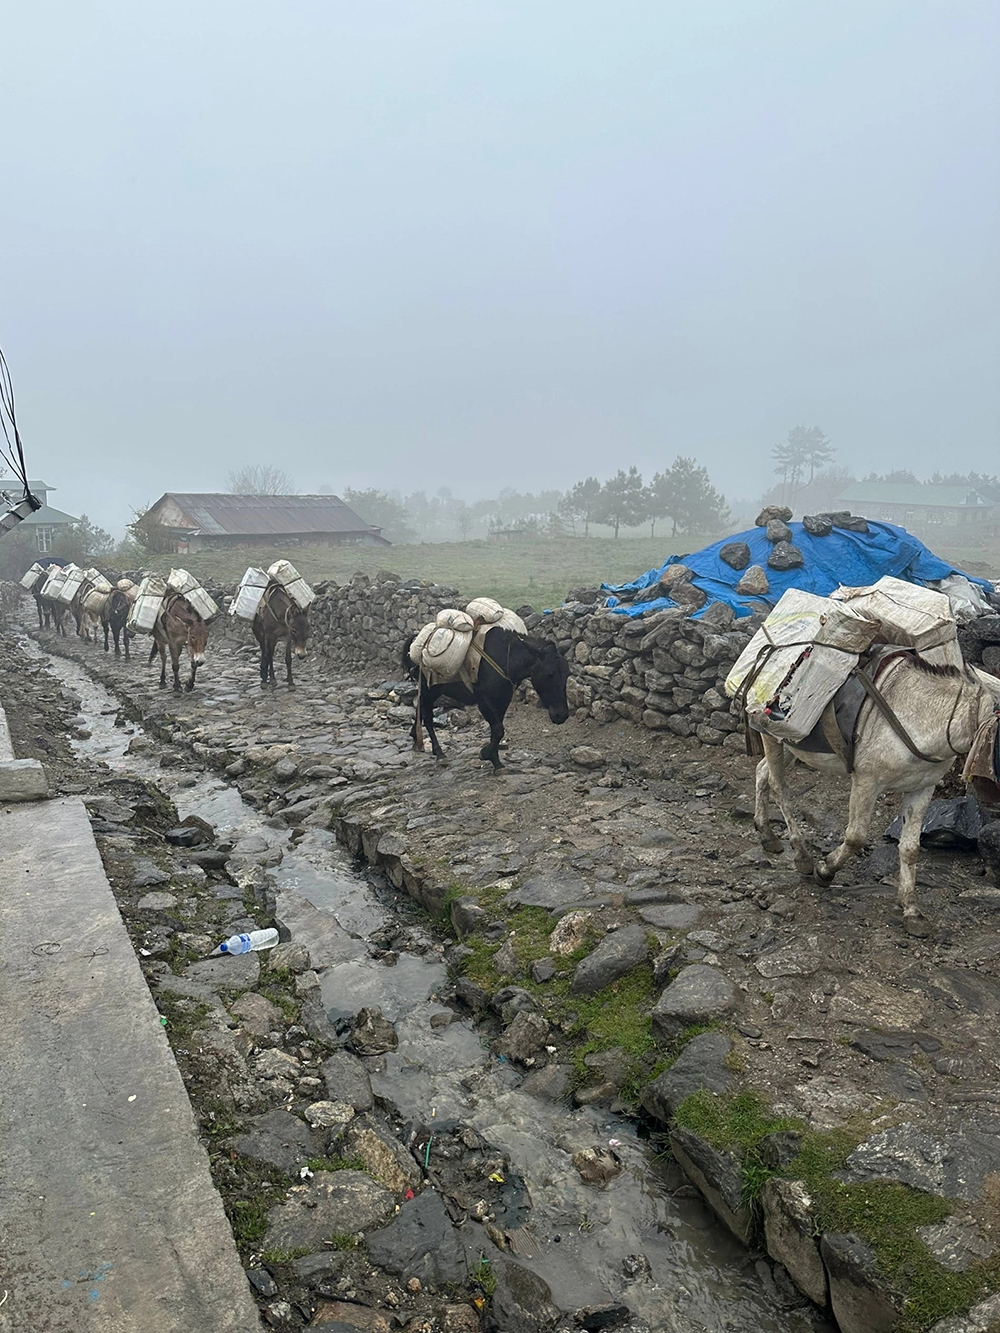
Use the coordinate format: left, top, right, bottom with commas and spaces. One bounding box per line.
20, 610, 1000, 1332
12, 618, 837, 1333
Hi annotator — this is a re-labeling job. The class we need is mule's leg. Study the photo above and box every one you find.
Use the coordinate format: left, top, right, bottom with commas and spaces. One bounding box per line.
421, 686, 446, 759
285, 635, 294, 687
760, 737, 814, 874
123, 627, 130, 662
258, 639, 268, 687
814, 771, 881, 887
158, 644, 168, 688
478, 685, 513, 770
186, 658, 198, 692
36, 600, 44, 629
103, 620, 110, 652
893, 783, 936, 936
754, 755, 783, 854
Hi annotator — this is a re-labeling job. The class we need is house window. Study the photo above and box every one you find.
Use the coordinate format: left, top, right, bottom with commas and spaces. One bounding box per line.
35, 526, 54, 553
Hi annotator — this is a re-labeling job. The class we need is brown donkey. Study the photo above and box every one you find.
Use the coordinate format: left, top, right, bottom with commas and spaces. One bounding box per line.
149, 592, 209, 692
252, 584, 309, 688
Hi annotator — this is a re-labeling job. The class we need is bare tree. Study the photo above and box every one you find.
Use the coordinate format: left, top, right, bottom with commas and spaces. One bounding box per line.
227, 465, 295, 494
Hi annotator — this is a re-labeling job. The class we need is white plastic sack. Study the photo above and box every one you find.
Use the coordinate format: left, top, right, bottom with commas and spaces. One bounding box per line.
725, 588, 879, 743
39, 568, 68, 599
725, 589, 878, 699
182, 585, 220, 622
127, 575, 167, 633
266, 561, 315, 609
408, 621, 437, 666
928, 574, 993, 624
830, 576, 957, 650
465, 597, 504, 624
230, 567, 269, 620
167, 567, 199, 595
82, 568, 113, 595
423, 625, 473, 678
436, 608, 475, 634
55, 565, 87, 606
20, 562, 45, 591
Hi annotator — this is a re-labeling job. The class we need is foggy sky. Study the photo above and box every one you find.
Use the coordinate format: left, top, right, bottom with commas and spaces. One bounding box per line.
3, 0, 998, 535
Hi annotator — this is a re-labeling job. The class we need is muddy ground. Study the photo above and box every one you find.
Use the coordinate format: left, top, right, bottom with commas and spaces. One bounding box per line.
9, 607, 1000, 1332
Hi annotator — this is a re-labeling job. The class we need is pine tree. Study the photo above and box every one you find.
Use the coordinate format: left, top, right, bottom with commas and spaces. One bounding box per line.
654, 457, 730, 536
595, 468, 648, 537
558, 476, 604, 536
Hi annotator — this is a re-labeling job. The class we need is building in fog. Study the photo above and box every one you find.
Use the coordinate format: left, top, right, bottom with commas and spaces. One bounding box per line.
4, 479, 79, 553
140, 493, 391, 554
833, 482, 1000, 531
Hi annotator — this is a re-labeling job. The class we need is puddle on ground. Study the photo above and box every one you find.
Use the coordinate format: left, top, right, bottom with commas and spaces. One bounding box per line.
28, 634, 831, 1333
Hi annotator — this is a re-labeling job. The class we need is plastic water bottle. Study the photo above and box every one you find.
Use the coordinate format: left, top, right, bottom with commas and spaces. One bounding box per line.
212, 928, 279, 956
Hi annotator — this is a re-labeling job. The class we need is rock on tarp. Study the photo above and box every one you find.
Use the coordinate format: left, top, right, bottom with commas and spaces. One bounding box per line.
601, 520, 992, 621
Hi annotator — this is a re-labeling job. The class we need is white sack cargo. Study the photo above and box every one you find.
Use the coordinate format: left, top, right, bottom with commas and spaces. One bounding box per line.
267, 560, 316, 610
230, 567, 269, 621
465, 597, 504, 624
127, 576, 168, 633
82, 568, 113, 595
40, 567, 68, 600
82, 588, 110, 616
927, 574, 993, 624
182, 584, 219, 622
55, 565, 87, 606
830, 576, 956, 650
117, 578, 138, 601
19, 562, 45, 591
408, 622, 437, 666
409, 608, 475, 680
167, 568, 219, 621
167, 567, 199, 595
725, 589, 880, 743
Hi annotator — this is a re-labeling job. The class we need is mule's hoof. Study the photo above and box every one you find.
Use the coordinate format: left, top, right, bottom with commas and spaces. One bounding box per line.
903, 913, 932, 938
478, 745, 494, 760
813, 863, 835, 887
760, 836, 783, 855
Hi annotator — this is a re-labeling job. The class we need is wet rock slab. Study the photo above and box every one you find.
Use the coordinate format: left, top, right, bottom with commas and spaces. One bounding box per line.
366, 1190, 468, 1286
571, 923, 648, 994
641, 1032, 734, 1122
265, 1171, 395, 1250
651, 964, 736, 1041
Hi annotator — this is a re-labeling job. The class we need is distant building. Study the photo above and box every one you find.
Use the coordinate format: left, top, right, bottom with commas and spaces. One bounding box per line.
834, 482, 1000, 531
1, 479, 79, 554
141, 493, 391, 554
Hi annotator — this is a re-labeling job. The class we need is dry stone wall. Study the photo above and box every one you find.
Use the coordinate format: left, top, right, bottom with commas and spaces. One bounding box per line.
210, 571, 760, 747
526, 600, 759, 748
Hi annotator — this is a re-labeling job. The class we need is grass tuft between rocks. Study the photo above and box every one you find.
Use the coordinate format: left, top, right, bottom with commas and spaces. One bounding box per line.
306, 1154, 367, 1173
673, 1089, 1000, 1332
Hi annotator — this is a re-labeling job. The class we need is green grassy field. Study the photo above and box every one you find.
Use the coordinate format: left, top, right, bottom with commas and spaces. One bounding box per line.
142, 535, 709, 610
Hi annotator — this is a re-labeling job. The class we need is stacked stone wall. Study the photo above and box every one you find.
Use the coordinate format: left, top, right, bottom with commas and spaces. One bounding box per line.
209, 572, 760, 746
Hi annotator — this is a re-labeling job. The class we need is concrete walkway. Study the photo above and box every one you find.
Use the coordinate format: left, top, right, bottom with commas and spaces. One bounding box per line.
0, 797, 262, 1333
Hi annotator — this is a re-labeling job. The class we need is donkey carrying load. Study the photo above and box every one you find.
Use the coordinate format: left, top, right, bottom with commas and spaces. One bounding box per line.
133, 570, 218, 692
404, 598, 570, 769
230, 561, 314, 687
728, 579, 1000, 935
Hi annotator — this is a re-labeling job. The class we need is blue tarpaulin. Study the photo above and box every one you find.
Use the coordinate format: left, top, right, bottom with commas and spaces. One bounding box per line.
601, 521, 992, 619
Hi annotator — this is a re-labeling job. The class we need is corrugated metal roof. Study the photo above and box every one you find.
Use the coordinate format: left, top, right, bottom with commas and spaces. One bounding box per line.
836, 482, 996, 508
155, 493, 383, 537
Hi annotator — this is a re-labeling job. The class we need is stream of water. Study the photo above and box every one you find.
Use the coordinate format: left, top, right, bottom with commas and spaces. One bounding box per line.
32, 636, 830, 1333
